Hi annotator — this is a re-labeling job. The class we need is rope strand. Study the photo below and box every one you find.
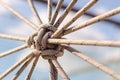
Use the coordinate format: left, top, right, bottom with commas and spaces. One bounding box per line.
51, 57, 70, 80
48, 39, 120, 47
0, 52, 33, 79
0, 0, 38, 30
0, 34, 26, 42
50, 0, 64, 25
64, 46, 120, 80
28, 0, 43, 25
0, 44, 28, 58
63, 7, 120, 35
12, 56, 34, 80
52, 0, 98, 38
54, 0, 77, 28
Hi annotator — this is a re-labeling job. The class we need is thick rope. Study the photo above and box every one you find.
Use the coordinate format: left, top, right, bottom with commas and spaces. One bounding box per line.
26, 24, 64, 59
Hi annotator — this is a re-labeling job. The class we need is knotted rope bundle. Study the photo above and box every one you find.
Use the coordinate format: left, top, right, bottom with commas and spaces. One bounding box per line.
27, 24, 64, 59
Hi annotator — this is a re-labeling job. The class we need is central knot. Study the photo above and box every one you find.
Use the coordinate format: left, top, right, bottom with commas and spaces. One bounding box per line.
26, 24, 64, 59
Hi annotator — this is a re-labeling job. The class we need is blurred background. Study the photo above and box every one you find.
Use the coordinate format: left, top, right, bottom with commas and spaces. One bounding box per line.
0, 0, 120, 80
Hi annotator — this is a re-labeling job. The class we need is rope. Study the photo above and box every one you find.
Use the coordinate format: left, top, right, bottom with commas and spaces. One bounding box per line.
26, 24, 64, 59
64, 45, 120, 80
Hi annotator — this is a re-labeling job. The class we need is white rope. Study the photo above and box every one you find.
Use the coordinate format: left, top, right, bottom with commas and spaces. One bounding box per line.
12, 56, 34, 80
51, 57, 70, 80
50, 0, 64, 25
65, 46, 120, 80
48, 0, 52, 22
0, 0, 38, 30
28, 0, 42, 25
48, 39, 120, 47
0, 34, 26, 42
0, 44, 28, 58
0, 52, 34, 79
54, 0, 77, 28
26, 54, 40, 80
63, 7, 120, 35
52, 0, 98, 38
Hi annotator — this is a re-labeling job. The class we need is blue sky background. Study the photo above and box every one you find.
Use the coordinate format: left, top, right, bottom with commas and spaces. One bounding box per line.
0, 0, 120, 80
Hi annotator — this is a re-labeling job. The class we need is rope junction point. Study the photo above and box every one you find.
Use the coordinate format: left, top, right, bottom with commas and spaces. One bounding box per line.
26, 24, 64, 59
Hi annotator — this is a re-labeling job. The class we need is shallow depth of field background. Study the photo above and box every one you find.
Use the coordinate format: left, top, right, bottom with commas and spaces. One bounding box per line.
0, 0, 120, 80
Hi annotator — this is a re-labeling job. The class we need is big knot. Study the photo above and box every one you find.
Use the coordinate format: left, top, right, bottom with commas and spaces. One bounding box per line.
26, 24, 64, 59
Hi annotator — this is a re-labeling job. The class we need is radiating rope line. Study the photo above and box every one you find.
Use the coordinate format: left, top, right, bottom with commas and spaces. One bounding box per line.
0, 52, 34, 79
62, 7, 120, 35
48, 59, 58, 80
48, 39, 120, 47
48, 0, 52, 22
0, 34, 26, 42
28, 0, 42, 25
69, 58, 120, 76
0, 0, 38, 30
64, 46, 120, 80
50, 0, 64, 25
0, 44, 28, 58
26, 54, 40, 80
12, 56, 34, 80
54, 0, 77, 28
52, 0, 98, 38
51, 57, 70, 80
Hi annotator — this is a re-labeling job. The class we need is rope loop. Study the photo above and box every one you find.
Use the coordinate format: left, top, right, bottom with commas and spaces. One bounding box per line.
26, 24, 64, 59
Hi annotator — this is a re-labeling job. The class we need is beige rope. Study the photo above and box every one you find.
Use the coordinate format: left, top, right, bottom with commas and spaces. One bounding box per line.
54, 0, 77, 28
0, 44, 28, 58
0, 34, 26, 42
28, 0, 42, 25
48, 59, 58, 80
0, 0, 38, 30
12, 55, 34, 80
48, 39, 120, 47
0, 52, 33, 79
51, 57, 70, 80
64, 46, 120, 80
62, 7, 120, 35
52, 0, 98, 38
50, 0, 64, 25
48, 0, 52, 22
26, 54, 40, 80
